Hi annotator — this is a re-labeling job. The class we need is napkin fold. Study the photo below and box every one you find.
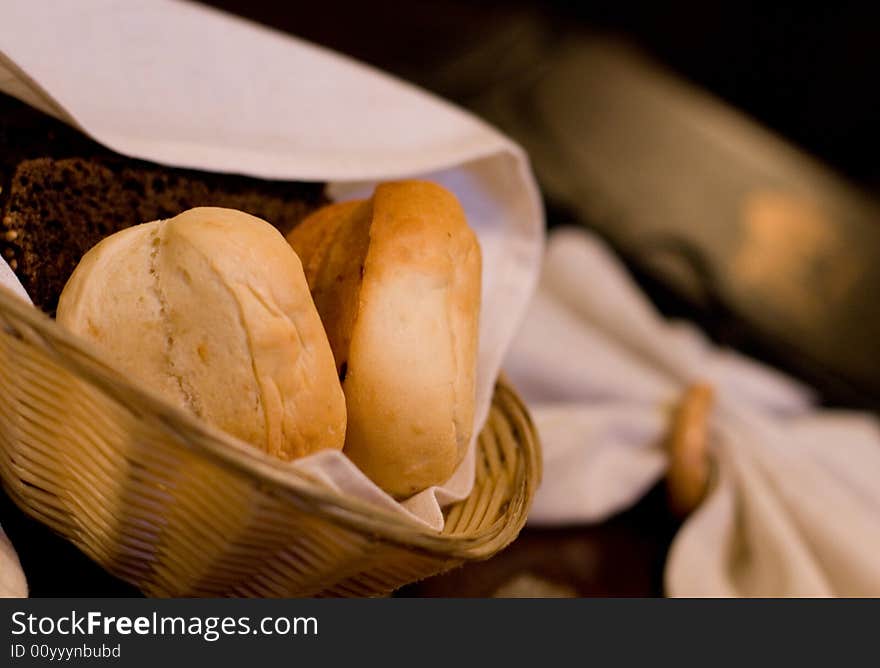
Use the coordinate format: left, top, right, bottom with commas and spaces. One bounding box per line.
506, 227, 880, 596
0, 258, 30, 305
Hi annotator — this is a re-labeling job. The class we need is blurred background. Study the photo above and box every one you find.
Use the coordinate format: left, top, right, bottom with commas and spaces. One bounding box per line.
13, 1, 879, 597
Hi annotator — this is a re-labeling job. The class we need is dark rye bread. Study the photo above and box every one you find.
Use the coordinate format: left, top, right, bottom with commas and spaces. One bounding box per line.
0, 93, 327, 314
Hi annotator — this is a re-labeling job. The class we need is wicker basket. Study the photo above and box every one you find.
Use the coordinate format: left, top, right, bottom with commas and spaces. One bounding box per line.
0, 285, 540, 597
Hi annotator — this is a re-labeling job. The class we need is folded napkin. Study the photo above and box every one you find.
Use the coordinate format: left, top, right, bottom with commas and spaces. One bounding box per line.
505, 227, 880, 596
0, 257, 29, 597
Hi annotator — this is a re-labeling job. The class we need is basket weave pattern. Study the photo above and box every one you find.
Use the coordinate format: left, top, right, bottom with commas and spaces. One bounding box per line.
0, 287, 540, 597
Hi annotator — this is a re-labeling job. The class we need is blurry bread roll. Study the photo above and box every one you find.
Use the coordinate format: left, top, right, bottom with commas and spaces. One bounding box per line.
57, 207, 346, 460
288, 181, 481, 498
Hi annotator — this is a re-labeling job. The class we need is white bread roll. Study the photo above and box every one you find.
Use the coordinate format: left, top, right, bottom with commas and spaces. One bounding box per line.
288, 181, 481, 498
57, 207, 346, 460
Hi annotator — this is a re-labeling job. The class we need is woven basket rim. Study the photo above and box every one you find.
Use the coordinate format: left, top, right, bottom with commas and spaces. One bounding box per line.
0, 286, 539, 560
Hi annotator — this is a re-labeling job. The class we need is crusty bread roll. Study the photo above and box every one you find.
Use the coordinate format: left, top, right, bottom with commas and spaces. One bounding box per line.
57, 207, 346, 460
288, 181, 481, 498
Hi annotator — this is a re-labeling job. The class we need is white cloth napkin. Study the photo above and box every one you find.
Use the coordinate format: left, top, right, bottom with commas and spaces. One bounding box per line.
505, 227, 880, 597
0, 257, 30, 597
0, 0, 543, 538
